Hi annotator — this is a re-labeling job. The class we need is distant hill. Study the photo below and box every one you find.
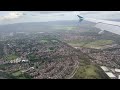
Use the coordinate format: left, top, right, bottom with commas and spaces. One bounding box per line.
0, 20, 95, 33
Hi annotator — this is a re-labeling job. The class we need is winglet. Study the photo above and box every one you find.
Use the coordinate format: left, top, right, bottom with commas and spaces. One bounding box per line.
77, 15, 84, 22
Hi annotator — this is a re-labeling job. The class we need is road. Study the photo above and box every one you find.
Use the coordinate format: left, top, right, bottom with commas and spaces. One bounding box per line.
66, 60, 79, 79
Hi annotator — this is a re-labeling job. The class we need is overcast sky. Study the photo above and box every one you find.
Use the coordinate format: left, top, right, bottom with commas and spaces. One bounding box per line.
0, 11, 120, 25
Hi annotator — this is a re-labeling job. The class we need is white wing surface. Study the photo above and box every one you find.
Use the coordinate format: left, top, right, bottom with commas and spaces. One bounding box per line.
84, 18, 120, 35
77, 14, 120, 35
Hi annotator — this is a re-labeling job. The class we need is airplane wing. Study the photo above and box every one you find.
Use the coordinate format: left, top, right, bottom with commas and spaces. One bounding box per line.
77, 15, 120, 35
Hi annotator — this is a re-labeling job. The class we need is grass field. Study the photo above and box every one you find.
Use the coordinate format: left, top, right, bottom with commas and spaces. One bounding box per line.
40, 40, 49, 43
68, 40, 113, 49
68, 41, 88, 47
72, 65, 109, 79
84, 40, 113, 49
12, 70, 22, 76
67, 39, 91, 46
53, 26, 79, 30
11, 70, 31, 79
4, 54, 18, 60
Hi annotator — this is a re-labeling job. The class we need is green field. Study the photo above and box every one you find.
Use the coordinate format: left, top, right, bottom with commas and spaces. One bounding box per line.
11, 70, 32, 79
40, 40, 49, 43
68, 39, 93, 48
4, 54, 18, 60
73, 65, 109, 79
68, 40, 113, 49
53, 26, 78, 30
12, 70, 22, 76
51, 40, 58, 43
68, 41, 89, 47
84, 40, 113, 49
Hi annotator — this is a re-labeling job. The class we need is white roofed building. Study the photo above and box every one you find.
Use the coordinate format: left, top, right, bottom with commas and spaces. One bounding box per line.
118, 75, 120, 79
101, 66, 109, 72
106, 72, 116, 79
115, 69, 120, 73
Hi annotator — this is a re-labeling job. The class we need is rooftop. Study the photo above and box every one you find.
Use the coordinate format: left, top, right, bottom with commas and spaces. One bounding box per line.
106, 72, 116, 78
101, 66, 109, 72
115, 69, 120, 73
